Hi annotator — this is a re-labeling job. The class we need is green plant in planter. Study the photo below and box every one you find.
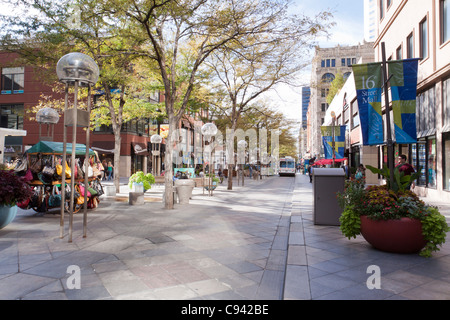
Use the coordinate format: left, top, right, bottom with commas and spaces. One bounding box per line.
128, 171, 155, 191
205, 173, 219, 184
337, 179, 449, 257
365, 165, 421, 192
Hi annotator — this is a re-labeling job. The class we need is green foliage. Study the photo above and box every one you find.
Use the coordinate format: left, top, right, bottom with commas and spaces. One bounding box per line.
326, 71, 345, 105
339, 205, 361, 239
420, 206, 450, 258
128, 171, 155, 191
365, 164, 421, 192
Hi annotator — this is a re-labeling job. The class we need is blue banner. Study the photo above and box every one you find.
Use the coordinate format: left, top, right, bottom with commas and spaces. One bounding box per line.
321, 126, 346, 159
388, 58, 419, 144
352, 63, 384, 145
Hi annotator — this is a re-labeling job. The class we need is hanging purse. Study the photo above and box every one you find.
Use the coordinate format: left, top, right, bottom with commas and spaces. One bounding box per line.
78, 184, 91, 198
48, 185, 62, 207
29, 155, 42, 173
13, 156, 28, 173
75, 185, 86, 204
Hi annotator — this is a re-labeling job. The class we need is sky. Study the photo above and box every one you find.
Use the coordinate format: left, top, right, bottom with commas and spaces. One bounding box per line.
269, 0, 366, 124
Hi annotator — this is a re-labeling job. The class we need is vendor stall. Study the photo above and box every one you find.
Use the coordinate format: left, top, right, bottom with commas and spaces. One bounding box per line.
14, 141, 104, 214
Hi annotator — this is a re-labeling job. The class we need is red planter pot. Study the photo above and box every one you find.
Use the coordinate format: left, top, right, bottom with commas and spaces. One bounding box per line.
360, 215, 427, 254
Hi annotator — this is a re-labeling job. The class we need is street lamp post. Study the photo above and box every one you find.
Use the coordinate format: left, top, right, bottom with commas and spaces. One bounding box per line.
150, 134, 163, 176
56, 52, 99, 242
36, 107, 59, 141
201, 123, 217, 196
238, 140, 247, 186
331, 111, 336, 167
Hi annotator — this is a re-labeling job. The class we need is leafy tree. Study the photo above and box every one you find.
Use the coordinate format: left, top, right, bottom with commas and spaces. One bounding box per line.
326, 71, 345, 105
0, 0, 162, 192
105, 0, 332, 207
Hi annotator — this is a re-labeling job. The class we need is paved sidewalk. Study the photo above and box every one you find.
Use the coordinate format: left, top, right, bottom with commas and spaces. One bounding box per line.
1, 174, 450, 300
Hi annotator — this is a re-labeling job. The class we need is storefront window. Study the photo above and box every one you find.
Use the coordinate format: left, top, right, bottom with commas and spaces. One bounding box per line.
427, 137, 437, 188
417, 139, 427, 186
444, 132, 450, 191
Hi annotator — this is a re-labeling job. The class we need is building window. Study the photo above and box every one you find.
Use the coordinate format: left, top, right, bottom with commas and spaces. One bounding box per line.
427, 136, 437, 188
321, 103, 326, 112
407, 33, 414, 58
321, 60, 325, 68
326, 59, 331, 68
0, 104, 24, 130
416, 86, 436, 135
387, 0, 392, 8
321, 73, 335, 83
396, 45, 402, 60
380, 0, 385, 20
341, 58, 346, 66
331, 59, 336, 67
441, 0, 450, 44
1, 67, 24, 94
411, 136, 437, 188
444, 77, 450, 127
419, 17, 428, 59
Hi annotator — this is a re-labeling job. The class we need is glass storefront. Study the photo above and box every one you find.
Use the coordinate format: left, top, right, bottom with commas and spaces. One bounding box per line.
411, 136, 435, 187
444, 132, 450, 191
427, 137, 437, 188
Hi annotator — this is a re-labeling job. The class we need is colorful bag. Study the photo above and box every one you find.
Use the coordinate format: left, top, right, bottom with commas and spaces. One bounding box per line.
48, 186, 62, 207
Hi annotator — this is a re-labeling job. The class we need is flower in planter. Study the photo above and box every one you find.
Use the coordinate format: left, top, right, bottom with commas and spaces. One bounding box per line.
0, 169, 34, 207
337, 169, 449, 257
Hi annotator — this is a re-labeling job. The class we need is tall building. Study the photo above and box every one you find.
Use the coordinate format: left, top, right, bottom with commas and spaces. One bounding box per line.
301, 87, 310, 130
373, 0, 450, 203
364, 0, 377, 42
308, 42, 374, 158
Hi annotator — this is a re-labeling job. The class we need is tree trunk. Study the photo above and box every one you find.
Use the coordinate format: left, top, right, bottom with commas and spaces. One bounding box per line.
113, 130, 121, 193
227, 163, 234, 190
163, 116, 177, 209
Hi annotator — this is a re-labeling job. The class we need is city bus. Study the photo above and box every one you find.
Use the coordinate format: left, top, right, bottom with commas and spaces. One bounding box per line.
278, 157, 296, 177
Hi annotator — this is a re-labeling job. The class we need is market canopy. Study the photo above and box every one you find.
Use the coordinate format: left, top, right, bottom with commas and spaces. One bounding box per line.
312, 158, 348, 166
26, 141, 95, 156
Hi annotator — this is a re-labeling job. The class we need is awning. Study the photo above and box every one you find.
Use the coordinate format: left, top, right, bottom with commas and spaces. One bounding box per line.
132, 142, 150, 156
312, 158, 348, 166
91, 141, 115, 154
26, 141, 95, 155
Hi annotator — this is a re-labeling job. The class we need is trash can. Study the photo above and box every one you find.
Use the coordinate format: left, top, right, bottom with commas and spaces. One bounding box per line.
313, 168, 345, 226
174, 179, 195, 205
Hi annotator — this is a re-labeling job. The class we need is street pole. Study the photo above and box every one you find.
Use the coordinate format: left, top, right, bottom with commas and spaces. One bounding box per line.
331, 111, 336, 167
381, 42, 395, 187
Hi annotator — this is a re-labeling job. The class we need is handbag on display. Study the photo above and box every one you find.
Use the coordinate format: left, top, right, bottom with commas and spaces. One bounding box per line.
75, 185, 86, 205
42, 163, 55, 177
48, 185, 62, 207
91, 179, 104, 196
13, 156, 28, 173
29, 155, 42, 173
23, 169, 33, 182
78, 184, 91, 198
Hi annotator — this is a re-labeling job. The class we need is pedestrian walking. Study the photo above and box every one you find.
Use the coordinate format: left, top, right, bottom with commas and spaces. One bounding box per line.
355, 164, 366, 183
107, 161, 114, 181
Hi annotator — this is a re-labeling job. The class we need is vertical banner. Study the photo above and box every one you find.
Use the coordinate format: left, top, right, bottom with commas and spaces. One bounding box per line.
321, 126, 346, 159
388, 58, 419, 144
352, 63, 384, 145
